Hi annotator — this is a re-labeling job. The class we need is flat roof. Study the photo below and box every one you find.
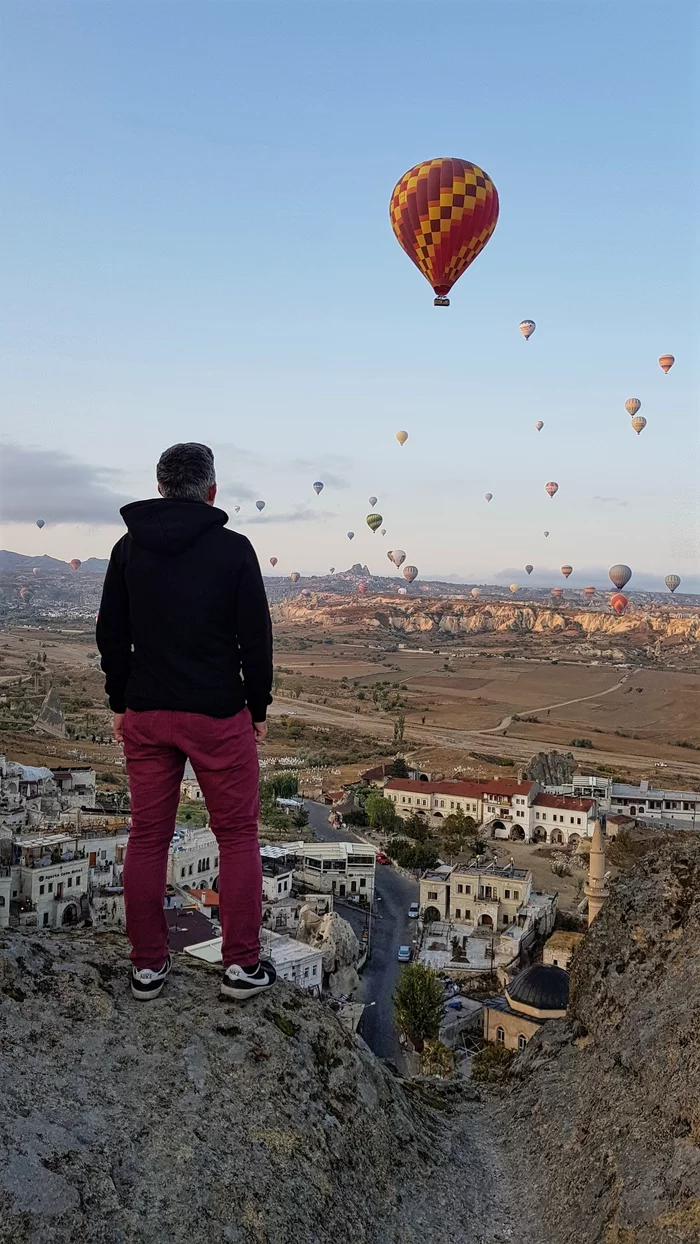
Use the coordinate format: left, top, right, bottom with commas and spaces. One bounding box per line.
299, 842, 376, 860
15, 832, 77, 849
612, 784, 700, 801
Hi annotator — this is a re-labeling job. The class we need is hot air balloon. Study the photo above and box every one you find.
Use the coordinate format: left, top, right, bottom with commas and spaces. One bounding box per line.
519, 320, 536, 340
70, 559, 81, 571
631, 416, 646, 435
525, 565, 533, 575
561, 566, 573, 579
269, 557, 278, 568
403, 565, 418, 583
329, 567, 335, 574
19, 587, 29, 599
665, 574, 681, 594
535, 421, 544, 432
551, 587, 564, 600
36, 519, 45, 529
396, 430, 408, 446
471, 587, 481, 599
347, 531, 355, 541
659, 354, 675, 374
301, 589, 311, 598
389, 550, 406, 568
313, 482, 324, 495
234, 505, 241, 513
290, 572, 300, 583
368, 496, 377, 507
545, 482, 559, 498
584, 586, 596, 599
509, 584, 519, 594
380, 528, 386, 536
484, 492, 493, 503
609, 564, 632, 591
389, 158, 499, 306
398, 587, 408, 596
366, 513, 382, 533
543, 531, 550, 538
256, 501, 265, 512
32, 567, 38, 575
625, 398, 641, 417
610, 592, 629, 615
358, 582, 368, 595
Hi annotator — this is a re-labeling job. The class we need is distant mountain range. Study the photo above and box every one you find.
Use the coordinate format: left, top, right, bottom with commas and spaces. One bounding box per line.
0, 551, 109, 574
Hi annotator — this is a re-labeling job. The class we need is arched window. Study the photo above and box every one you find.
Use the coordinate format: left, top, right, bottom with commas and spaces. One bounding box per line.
496, 1026, 505, 1045
518, 1034, 527, 1051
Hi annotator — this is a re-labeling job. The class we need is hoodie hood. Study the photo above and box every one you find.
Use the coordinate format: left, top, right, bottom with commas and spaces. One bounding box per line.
120, 499, 229, 556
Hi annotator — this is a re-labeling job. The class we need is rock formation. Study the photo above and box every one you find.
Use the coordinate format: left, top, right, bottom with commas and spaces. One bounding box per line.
296, 907, 361, 997
525, 749, 575, 787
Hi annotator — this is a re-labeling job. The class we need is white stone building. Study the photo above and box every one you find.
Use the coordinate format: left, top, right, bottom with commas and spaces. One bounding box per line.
555, 774, 700, 831
184, 929, 323, 994
168, 826, 219, 892
293, 841, 377, 903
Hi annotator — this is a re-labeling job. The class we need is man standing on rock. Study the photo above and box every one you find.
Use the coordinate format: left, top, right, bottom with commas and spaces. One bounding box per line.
96, 442, 275, 1002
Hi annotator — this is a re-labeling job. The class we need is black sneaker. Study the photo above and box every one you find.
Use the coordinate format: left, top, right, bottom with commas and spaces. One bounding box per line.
130, 954, 172, 1001
220, 959, 277, 1001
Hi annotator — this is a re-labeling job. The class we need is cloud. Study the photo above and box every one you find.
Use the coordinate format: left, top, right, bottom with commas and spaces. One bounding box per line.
0, 442, 133, 525
236, 506, 336, 526
592, 495, 629, 508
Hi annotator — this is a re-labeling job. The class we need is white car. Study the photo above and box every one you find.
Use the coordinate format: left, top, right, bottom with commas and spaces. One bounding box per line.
408, 902, 420, 919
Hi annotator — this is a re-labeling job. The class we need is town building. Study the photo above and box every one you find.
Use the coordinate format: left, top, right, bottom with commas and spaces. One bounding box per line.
50, 767, 97, 809
542, 930, 585, 970
184, 929, 323, 994
556, 774, 700, 831
482, 963, 570, 1051
1, 822, 129, 931
168, 826, 219, 892
180, 778, 204, 802
293, 841, 377, 903
421, 860, 533, 930
529, 793, 596, 846
383, 777, 486, 824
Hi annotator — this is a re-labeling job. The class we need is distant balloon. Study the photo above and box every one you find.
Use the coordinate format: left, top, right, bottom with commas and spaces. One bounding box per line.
380, 528, 386, 536
358, 582, 368, 595
609, 564, 632, 591
519, 319, 536, 340
269, 557, 278, 568
509, 584, 519, 594
658, 354, 675, 374
389, 158, 499, 306
543, 531, 550, 538
19, 587, 29, 599
665, 574, 681, 594
70, 559, 81, 571
625, 398, 641, 417
398, 587, 408, 596
545, 482, 559, 498
366, 513, 382, 533
290, 572, 300, 583
388, 549, 406, 568
471, 587, 481, 599
313, 481, 324, 495
551, 587, 564, 599
584, 586, 596, 599
329, 567, 335, 574
36, 519, 45, 529
535, 421, 544, 432
525, 565, 533, 575
403, 565, 418, 583
368, 496, 377, 507
561, 565, 573, 579
484, 493, 493, 503
255, 501, 265, 512
234, 505, 241, 513
32, 567, 38, 575
631, 416, 647, 435
301, 589, 311, 598
347, 532, 355, 541
395, 430, 408, 446
610, 592, 629, 615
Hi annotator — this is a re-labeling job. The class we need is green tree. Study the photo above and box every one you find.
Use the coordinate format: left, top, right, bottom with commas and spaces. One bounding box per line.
393, 963, 445, 1054
389, 755, 408, 778
291, 806, 309, 829
441, 808, 478, 855
386, 838, 439, 871
364, 791, 398, 833
420, 1039, 455, 1079
403, 812, 430, 843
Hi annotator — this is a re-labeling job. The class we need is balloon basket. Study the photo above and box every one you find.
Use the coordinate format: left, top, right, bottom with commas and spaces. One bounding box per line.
433, 296, 450, 307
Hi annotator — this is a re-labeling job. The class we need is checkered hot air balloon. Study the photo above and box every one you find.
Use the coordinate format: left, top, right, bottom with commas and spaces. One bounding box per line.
389, 158, 499, 306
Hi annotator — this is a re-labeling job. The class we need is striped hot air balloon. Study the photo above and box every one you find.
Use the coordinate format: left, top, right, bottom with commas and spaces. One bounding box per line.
358, 582, 368, 595
545, 482, 559, 498
519, 319, 536, 340
389, 158, 499, 306
610, 592, 629, 615
658, 354, 675, 373
609, 564, 632, 590
403, 565, 418, 583
561, 565, 573, 579
551, 587, 564, 600
665, 574, 681, 593
625, 398, 641, 416
290, 572, 300, 583
584, 586, 596, 599
631, 416, 646, 435
366, 513, 382, 533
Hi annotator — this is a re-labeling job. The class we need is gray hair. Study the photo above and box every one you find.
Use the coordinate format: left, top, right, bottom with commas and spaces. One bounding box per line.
156, 443, 216, 502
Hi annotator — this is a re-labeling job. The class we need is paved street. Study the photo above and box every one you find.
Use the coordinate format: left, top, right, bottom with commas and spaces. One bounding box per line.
305, 801, 419, 1065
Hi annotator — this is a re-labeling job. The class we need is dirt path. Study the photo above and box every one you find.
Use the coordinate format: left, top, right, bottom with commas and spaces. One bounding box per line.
479, 669, 635, 734
270, 694, 700, 781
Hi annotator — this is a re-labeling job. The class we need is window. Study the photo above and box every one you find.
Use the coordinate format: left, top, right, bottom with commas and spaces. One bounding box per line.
450, 802, 454, 810
360, 878, 366, 888
181, 867, 186, 878
542, 812, 547, 820
552, 958, 559, 967
502, 914, 509, 924
440, 800, 445, 808
312, 964, 317, 975
570, 817, 574, 824
214, 856, 219, 868
304, 967, 309, 978
283, 879, 288, 891
457, 884, 463, 894
465, 885, 471, 895
518, 1034, 527, 1051
455, 908, 461, 918
504, 888, 510, 899
188, 865, 193, 876
496, 1027, 505, 1045
43, 912, 49, 927
48, 882, 53, 893
577, 818, 581, 826
513, 890, 519, 900
39, 885, 45, 895
67, 877, 72, 888
465, 909, 471, 920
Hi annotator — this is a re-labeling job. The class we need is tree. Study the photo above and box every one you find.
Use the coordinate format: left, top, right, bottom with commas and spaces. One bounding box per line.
403, 812, 430, 843
364, 791, 398, 833
420, 1040, 455, 1079
393, 963, 445, 1054
291, 806, 309, 829
345, 807, 369, 828
393, 714, 405, 747
441, 808, 478, 855
389, 755, 408, 778
385, 838, 439, 871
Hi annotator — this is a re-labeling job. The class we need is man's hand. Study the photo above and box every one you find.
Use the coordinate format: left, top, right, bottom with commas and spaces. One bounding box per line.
113, 712, 126, 744
253, 721, 267, 743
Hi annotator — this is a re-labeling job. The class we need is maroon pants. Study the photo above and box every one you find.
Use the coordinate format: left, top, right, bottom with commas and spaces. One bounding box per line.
122, 707, 262, 971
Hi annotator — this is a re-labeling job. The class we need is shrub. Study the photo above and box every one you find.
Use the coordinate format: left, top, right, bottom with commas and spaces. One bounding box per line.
471, 1044, 516, 1082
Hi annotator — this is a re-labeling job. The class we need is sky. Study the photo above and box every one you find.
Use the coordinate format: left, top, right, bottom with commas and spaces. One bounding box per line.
0, 0, 698, 591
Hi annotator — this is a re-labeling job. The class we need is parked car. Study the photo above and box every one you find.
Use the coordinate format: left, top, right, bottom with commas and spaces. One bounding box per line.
376, 851, 391, 865
397, 945, 411, 962
408, 902, 420, 919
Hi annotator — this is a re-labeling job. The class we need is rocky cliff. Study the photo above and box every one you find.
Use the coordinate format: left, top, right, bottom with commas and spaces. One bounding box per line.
501, 837, 700, 1244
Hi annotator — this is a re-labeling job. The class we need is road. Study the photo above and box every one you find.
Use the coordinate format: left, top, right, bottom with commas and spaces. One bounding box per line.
479, 669, 635, 734
304, 800, 418, 1066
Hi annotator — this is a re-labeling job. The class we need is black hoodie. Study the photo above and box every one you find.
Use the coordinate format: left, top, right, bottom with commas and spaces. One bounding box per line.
96, 498, 273, 721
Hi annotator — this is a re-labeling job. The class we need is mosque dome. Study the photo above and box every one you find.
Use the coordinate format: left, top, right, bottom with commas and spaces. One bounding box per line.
505, 964, 570, 1015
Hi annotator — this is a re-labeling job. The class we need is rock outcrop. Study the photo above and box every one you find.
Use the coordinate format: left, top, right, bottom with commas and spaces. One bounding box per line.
296, 908, 361, 997
0, 929, 514, 1244
500, 837, 700, 1243
525, 749, 575, 787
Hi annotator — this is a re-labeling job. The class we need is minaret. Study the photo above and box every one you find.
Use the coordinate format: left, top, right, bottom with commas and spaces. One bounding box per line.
585, 819, 609, 926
